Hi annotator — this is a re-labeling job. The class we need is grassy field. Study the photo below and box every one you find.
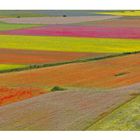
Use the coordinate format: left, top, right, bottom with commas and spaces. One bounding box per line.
0, 64, 26, 71
88, 95, 140, 130
0, 35, 140, 53
0, 22, 41, 31
99, 11, 140, 16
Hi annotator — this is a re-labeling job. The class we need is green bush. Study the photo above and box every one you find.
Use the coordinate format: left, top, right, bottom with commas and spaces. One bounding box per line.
51, 86, 65, 92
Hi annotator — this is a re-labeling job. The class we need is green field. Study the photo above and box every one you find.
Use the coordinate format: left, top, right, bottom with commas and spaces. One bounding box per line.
0, 11, 47, 18
0, 22, 41, 31
99, 10, 140, 16
88, 96, 140, 130
0, 35, 140, 53
0, 64, 27, 71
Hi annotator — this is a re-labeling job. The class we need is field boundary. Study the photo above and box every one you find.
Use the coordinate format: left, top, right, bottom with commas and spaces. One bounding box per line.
0, 51, 140, 74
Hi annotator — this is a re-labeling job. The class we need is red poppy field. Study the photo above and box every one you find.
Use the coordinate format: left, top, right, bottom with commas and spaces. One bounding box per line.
0, 48, 107, 64
0, 53, 139, 90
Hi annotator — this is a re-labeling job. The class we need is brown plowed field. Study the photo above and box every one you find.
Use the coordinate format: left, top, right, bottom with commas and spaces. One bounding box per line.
0, 49, 108, 64
0, 53, 139, 89
0, 86, 138, 130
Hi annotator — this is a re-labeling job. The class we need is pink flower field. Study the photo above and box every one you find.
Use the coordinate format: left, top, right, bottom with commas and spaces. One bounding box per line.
1, 25, 140, 39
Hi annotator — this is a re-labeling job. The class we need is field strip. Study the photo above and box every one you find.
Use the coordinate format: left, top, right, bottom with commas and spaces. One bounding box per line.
0, 22, 42, 31
0, 48, 113, 65
2, 24, 138, 39
0, 10, 48, 18
0, 16, 120, 24
73, 17, 140, 27
2, 25, 140, 39
0, 64, 27, 72
97, 11, 140, 16
1, 35, 140, 53
0, 51, 139, 74
72, 16, 122, 25
0, 85, 139, 130
86, 94, 139, 130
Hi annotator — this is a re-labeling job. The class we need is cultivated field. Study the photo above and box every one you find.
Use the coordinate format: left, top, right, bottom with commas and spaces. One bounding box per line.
0, 35, 140, 53
75, 17, 140, 27
0, 22, 40, 31
0, 16, 120, 24
1, 25, 140, 39
0, 85, 139, 130
0, 10, 140, 131
98, 10, 140, 16
0, 53, 139, 89
0, 49, 108, 64
0, 10, 47, 18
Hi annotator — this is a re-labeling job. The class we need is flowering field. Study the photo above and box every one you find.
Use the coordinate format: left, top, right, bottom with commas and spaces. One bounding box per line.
0, 49, 106, 64
0, 35, 140, 53
0, 53, 139, 89
0, 10, 140, 130
99, 11, 140, 16
2, 25, 140, 39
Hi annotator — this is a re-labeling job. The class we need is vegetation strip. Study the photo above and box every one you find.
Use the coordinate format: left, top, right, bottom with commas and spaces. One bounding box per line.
0, 51, 139, 74
0, 22, 41, 31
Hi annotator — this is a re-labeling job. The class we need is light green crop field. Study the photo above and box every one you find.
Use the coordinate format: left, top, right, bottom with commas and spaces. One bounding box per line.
0, 64, 27, 71
88, 96, 140, 130
0, 22, 41, 31
0, 35, 140, 53
99, 11, 140, 16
